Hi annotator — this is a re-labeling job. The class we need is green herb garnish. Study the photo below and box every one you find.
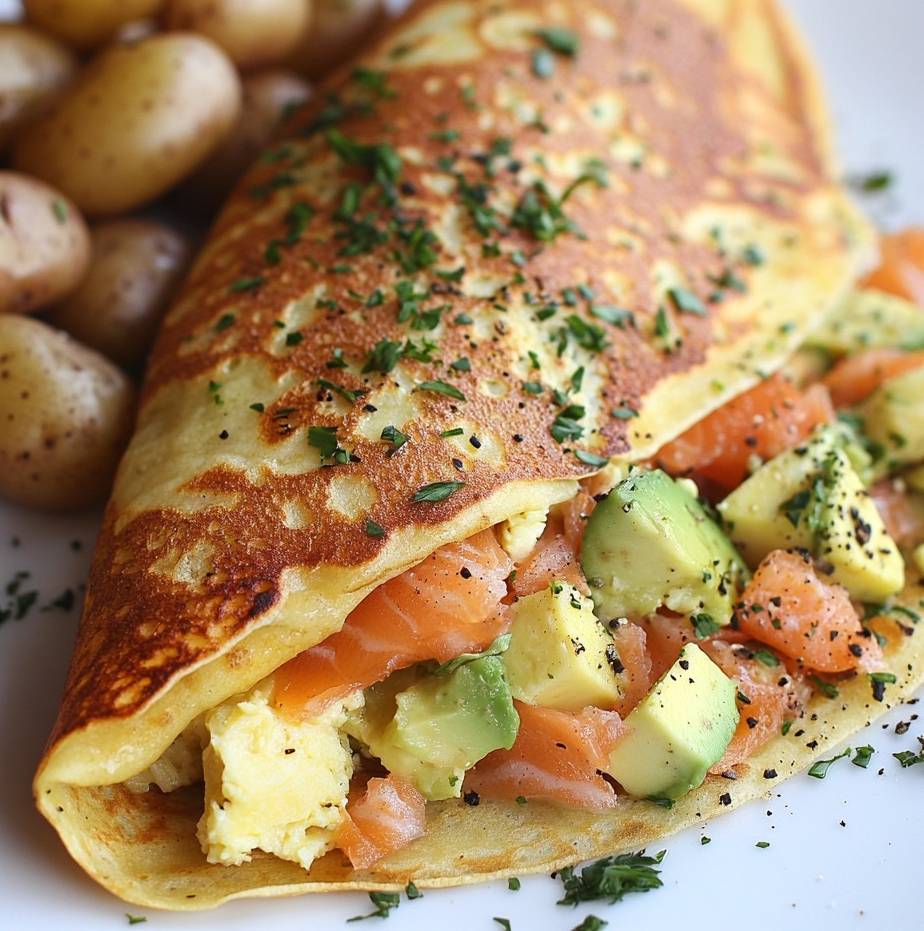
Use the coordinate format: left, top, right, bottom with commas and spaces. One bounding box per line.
413, 481, 465, 503
691, 613, 720, 639
852, 745, 875, 768
417, 380, 466, 401
807, 747, 851, 779
557, 850, 666, 906
348, 891, 401, 921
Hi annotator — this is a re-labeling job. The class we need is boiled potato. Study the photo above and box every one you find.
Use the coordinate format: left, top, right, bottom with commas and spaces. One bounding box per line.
24, 0, 164, 51
164, 0, 311, 70
287, 0, 384, 80
0, 315, 135, 510
0, 25, 77, 149
14, 33, 241, 217
0, 172, 90, 316
185, 69, 311, 207
46, 219, 191, 370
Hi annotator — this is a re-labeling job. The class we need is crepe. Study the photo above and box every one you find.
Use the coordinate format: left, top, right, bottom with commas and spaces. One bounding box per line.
34, 0, 893, 910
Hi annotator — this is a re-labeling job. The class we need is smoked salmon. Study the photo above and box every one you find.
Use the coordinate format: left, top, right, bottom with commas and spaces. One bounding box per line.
274, 530, 513, 716
465, 701, 625, 810
822, 348, 924, 406
337, 776, 427, 870
734, 549, 881, 673
656, 375, 834, 493
864, 228, 924, 306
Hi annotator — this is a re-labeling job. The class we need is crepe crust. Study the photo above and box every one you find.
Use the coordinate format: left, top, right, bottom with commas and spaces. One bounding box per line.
35, 0, 892, 909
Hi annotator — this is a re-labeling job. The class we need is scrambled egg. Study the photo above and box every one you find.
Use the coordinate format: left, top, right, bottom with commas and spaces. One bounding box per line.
196, 680, 362, 870
499, 507, 548, 561
124, 718, 207, 794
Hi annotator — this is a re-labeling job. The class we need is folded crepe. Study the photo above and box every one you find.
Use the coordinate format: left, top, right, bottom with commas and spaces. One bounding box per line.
36, 0, 917, 910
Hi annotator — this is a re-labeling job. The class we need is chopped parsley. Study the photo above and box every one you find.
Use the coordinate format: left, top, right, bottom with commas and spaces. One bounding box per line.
536, 26, 580, 56
551, 405, 585, 443
317, 379, 365, 405
852, 745, 875, 768
380, 425, 408, 454
691, 613, 720, 639
308, 426, 349, 464
413, 480, 465, 503
810, 675, 839, 699
228, 276, 264, 293
807, 747, 851, 779
870, 671, 897, 702
850, 170, 894, 194
557, 850, 666, 906
404, 881, 422, 900
575, 449, 609, 468
507, 877, 521, 891
893, 738, 924, 768
610, 405, 638, 420
347, 891, 401, 921
215, 313, 235, 331
571, 919, 607, 931
667, 287, 706, 316
591, 305, 634, 328
363, 339, 404, 374
365, 519, 385, 538
125, 916, 147, 926
417, 379, 466, 401
752, 648, 779, 667
51, 199, 68, 223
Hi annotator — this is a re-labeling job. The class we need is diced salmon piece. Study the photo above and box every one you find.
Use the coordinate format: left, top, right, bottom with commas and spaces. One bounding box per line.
273, 530, 513, 716
642, 613, 749, 682
337, 776, 426, 870
608, 621, 653, 716
465, 701, 625, 810
822, 348, 924, 406
704, 639, 810, 771
511, 532, 586, 597
734, 550, 881, 673
863, 228, 924, 306
656, 375, 834, 493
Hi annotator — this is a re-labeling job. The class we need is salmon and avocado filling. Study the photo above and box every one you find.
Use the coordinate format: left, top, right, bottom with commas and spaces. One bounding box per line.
124, 241, 924, 880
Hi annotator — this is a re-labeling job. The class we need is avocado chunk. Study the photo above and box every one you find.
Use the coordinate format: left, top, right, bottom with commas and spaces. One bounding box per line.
719, 427, 905, 600
347, 657, 519, 801
504, 581, 622, 712
581, 469, 749, 624
606, 644, 738, 800
856, 366, 924, 477
808, 289, 924, 354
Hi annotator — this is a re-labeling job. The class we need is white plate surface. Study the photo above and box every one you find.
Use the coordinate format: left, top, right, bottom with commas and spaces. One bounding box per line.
2, 2, 923, 929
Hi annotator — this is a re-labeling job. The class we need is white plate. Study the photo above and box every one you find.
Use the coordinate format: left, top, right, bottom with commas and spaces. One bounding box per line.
2, 2, 922, 929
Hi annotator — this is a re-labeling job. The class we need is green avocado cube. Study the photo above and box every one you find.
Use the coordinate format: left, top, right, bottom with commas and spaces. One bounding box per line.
580, 469, 748, 624
719, 427, 904, 601
808, 289, 924, 355
347, 657, 519, 801
857, 366, 924, 477
503, 581, 622, 712
606, 644, 738, 800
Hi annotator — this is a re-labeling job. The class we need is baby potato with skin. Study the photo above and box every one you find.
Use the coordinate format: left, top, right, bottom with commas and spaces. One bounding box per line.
24, 0, 164, 51
0, 316, 135, 511
46, 219, 191, 371
0, 172, 90, 316
0, 25, 77, 149
163, 0, 312, 70
14, 33, 241, 217
185, 69, 311, 208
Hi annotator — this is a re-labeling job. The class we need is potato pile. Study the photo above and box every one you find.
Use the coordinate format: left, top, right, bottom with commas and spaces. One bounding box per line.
0, 0, 386, 510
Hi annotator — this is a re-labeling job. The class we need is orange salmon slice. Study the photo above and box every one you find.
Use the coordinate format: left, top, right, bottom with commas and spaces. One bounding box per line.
465, 701, 625, 811
656, 375, 834, 493
274, 529, 513, 716
337, 776, 427, 870
734, 550, 881, 674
